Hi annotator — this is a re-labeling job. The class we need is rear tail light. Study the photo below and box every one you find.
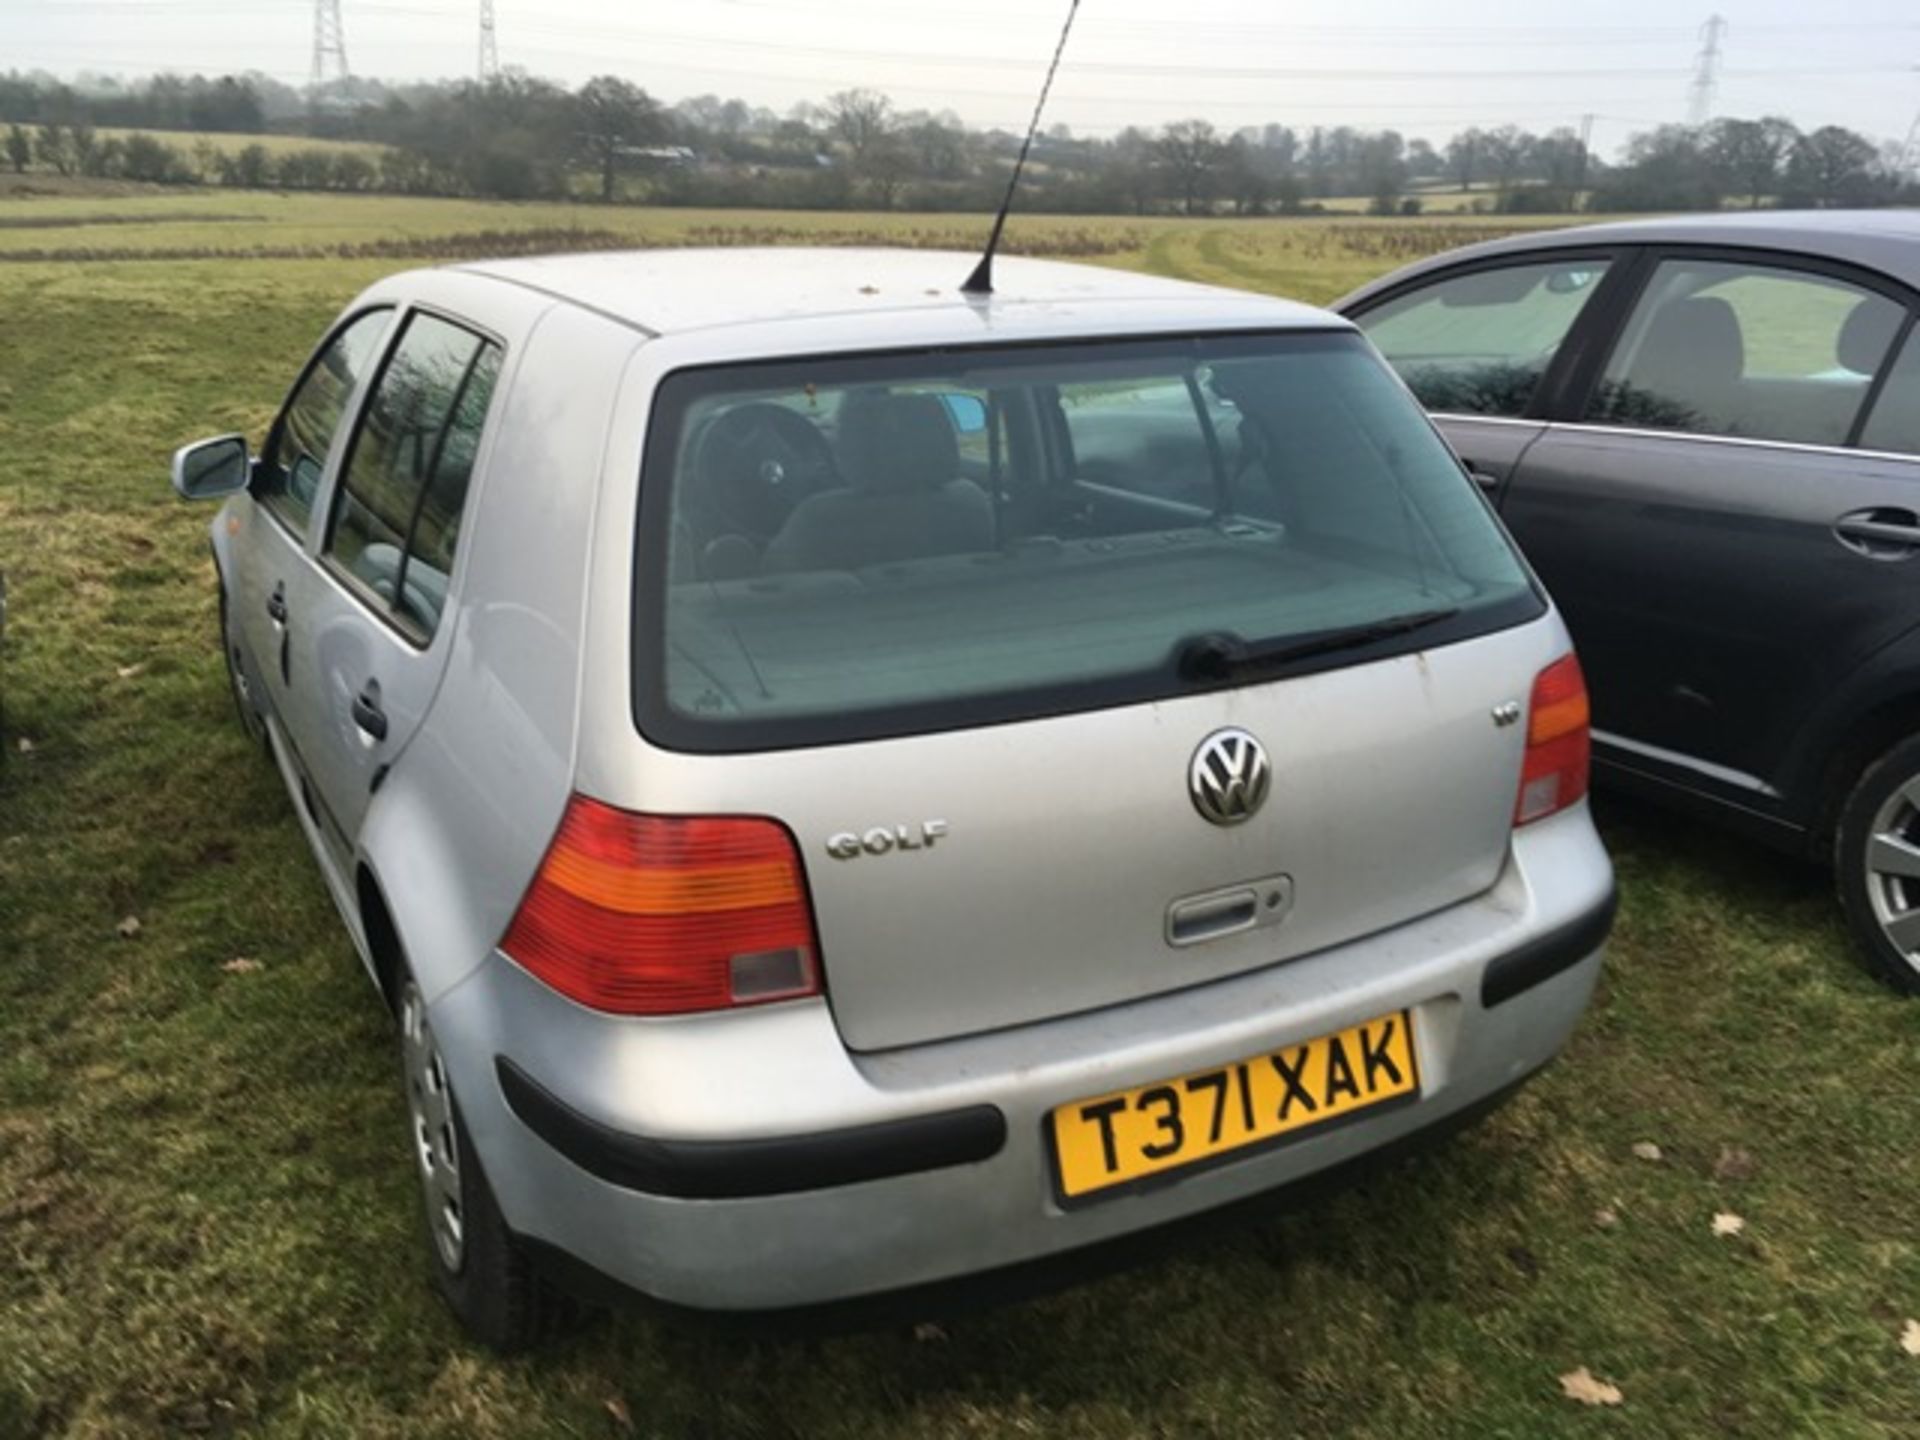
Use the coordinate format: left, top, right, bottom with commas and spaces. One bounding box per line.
1514, 654, 1591, 826
500, 796, 820, 1015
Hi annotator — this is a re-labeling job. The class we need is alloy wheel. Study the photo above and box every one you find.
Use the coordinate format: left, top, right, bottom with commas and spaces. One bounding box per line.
1862, 777, 1920, 977
401, 984, 465, 1273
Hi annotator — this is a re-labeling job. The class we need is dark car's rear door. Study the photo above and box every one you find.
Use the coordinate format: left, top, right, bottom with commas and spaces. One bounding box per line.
1494, 248, 1920, 812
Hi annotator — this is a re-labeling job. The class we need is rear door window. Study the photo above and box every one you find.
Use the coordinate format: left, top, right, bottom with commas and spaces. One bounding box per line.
1587, 258, 1906, 447
326, 312, 502, 641
257, 308, 392, 536
637, 332, 1543, 751
1859, 324, 1920, 456
1355, 257, 1611, 417
1060, 376, 1223, 511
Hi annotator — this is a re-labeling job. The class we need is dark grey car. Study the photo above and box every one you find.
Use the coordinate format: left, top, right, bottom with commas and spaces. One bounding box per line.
1340, 210, 1920, 992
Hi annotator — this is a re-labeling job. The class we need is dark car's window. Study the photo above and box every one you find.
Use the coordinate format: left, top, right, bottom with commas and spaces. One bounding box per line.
1860, 325, 1920, 457
258, 309, 393, 536
1355, 258, 1611, 418
327, 312, 502, 641
636, 332, 1543, 752
1587, 259, 1905, 448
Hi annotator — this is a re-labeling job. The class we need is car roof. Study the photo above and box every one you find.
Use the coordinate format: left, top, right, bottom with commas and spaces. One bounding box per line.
454, 246, 1339, 342
1336, 210, 1920, 309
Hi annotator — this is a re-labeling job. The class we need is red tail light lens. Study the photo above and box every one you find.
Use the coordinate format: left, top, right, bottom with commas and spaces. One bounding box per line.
500, 796, 819, 1015
1515, 654, 1591, 826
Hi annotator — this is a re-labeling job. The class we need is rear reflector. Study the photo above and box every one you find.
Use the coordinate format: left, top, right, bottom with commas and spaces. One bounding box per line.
1515, 654, 1591, 826
500, 797, 820, 1015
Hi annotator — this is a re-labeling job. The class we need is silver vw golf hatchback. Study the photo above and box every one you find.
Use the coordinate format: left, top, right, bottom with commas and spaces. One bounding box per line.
172, 248, 1615, 1348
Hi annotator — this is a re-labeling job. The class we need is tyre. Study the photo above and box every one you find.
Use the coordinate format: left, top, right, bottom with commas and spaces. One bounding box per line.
218, 591, 271, 759
397, 976, 574, 1350
1834, 733, 1920, 996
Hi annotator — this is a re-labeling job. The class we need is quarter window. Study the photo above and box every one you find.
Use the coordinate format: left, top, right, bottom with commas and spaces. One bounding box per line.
1587, 259, 1905, 448
1860, 324, 1920, 456
257, 309, 393, 535
1356, 258, 1611, 418
327, 312, 502, 641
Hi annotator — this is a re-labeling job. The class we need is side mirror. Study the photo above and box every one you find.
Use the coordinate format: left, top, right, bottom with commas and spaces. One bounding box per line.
938, 394, 989, 435
171, 434, 251, 501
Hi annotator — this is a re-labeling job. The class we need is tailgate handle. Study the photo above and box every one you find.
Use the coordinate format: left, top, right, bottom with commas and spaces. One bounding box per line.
1166, 874, 1294, 948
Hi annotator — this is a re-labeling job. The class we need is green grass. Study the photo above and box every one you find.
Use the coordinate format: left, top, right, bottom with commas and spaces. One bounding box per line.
89, 127, 391, 161
2, 196, 1918, 1438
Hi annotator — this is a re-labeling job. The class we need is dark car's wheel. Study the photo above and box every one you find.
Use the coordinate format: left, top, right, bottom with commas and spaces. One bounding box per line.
218, 591, 270, 759
397, 976, 574, 1350
1835, 734, 1920, 995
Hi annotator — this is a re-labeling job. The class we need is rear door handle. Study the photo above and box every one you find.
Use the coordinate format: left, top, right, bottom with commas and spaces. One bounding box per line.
1834, 507, 1920, 558
265, 581, 288, 625
350, 680, 388, 741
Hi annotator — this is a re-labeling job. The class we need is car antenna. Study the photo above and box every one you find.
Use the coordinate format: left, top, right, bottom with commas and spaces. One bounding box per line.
960, 0, 1082, 297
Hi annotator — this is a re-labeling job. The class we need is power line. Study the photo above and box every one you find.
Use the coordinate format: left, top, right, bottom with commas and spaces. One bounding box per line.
460, 16, 1915, 86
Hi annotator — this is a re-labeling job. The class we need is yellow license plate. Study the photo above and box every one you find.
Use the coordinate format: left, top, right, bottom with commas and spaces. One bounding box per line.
1047, 1010, 1421, 1205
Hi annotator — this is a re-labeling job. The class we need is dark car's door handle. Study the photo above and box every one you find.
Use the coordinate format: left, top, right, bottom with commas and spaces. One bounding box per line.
1834, 508, 1920, 557
350, 681, 388, 741
265, 582, 288, 625
1469, 470, 1499, 493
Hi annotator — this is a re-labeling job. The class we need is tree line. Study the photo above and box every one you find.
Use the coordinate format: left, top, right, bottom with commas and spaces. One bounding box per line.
2, 69, 1914, 214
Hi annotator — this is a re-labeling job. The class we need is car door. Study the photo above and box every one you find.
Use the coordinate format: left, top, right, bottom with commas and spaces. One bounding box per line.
283, 308, 506, 873
233, 308, 397, 753
1497, 250, 1919, 803
1349, 250, 1624, 501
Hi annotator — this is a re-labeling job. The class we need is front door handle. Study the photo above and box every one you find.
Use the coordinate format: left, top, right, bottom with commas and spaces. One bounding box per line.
1834, 507, 1920, 558
350, 680, 389, 741
265, 581, 288, 625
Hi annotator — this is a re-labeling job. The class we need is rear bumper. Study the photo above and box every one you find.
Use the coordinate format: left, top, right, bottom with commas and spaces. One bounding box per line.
522, 1062, 1550, 1333
433, 804, 1612, 1311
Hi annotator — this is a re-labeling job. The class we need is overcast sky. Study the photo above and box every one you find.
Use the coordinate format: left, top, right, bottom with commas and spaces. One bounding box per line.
4, 0, 1918, 154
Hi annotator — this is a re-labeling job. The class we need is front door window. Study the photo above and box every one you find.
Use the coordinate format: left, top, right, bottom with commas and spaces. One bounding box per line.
257, 309, 393, 536
1356, 257, 1612, 417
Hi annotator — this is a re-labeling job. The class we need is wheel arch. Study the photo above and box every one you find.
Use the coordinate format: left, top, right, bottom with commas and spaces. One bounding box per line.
355, 862, 404, 1016
1803, 688, 1920, 860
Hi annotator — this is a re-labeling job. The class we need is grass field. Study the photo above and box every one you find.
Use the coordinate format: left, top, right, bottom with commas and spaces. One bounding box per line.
88, 128, 391, 161
2, 193, 1918, 1438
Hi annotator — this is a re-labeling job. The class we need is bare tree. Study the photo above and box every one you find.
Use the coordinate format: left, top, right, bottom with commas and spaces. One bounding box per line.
1155, 118, 1224, 215
824, 88, 894, 166
1478, 125, 1528, 196
1356, 131, 1407, 213
1446, 128, 1483, 192
1786, 125, 1880, 207
574, 75, 663, 203
1708, 116, 1798, 208
1219, 136, 1269, 215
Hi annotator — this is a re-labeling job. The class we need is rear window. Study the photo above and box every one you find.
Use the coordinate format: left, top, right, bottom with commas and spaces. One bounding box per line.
635, 331, 1541, 751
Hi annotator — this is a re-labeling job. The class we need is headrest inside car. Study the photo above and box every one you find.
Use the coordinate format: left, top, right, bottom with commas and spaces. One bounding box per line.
1836, 297, 1902, 376
836, 393, 961, 494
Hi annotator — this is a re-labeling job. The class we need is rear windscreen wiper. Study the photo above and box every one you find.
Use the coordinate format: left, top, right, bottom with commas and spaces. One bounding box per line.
1175, 607, 1461, 685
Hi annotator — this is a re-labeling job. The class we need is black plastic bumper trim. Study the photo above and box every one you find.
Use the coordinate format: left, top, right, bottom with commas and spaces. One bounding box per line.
521, 1060, 1551, 1332
495, 1057, 1007, 1200
1480, 882, 1618, 1009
